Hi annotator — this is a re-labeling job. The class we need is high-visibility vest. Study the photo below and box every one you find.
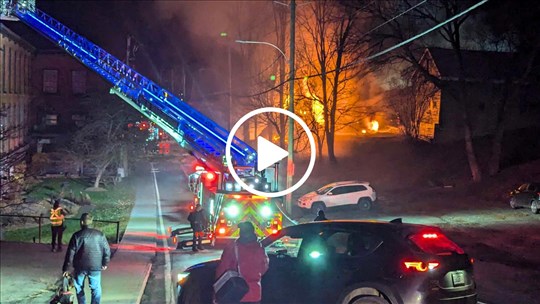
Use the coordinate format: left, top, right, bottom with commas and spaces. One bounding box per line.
50, 207, 64, 227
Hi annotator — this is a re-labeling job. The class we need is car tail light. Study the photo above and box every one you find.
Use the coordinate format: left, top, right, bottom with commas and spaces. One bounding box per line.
409, 231, 464, 255
404, 261, 440, 272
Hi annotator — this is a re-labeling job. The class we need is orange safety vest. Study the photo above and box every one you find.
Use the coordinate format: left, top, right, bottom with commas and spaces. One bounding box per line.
50, 207, 64, 227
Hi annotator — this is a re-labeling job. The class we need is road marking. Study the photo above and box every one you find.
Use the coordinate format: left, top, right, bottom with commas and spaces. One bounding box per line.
151, 163, 173, 304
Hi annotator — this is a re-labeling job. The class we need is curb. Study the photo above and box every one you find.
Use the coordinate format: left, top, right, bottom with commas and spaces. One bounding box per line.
136, 262, 153, 304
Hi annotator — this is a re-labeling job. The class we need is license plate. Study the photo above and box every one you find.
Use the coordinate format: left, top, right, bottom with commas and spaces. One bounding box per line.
451, 271, 465, 286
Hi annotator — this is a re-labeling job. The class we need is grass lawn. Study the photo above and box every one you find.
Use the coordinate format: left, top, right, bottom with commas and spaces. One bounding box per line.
4, 177, 136, 244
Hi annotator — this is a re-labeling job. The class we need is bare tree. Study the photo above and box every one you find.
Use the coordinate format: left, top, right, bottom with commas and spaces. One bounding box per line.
387, 68, 438, 139
296, 0, 369, 163
364, 0, 484, 181
481, 0, 540, 175
68, 94, 143, 189
0, 104, 29, 201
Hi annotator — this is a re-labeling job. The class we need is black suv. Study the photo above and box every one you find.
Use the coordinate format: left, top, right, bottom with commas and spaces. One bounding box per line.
177, 220, 476, 304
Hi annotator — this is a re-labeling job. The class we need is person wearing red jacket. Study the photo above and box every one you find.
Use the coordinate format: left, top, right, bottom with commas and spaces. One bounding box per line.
215, 221, 269, 304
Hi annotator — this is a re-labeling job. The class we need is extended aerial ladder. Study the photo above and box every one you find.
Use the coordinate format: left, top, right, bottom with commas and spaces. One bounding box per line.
2, 0, 256, 170
2, 0, 283, 244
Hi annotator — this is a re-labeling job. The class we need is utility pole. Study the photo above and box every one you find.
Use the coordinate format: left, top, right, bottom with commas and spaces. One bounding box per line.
228, 43, 233, 130
285, 0, 295, 214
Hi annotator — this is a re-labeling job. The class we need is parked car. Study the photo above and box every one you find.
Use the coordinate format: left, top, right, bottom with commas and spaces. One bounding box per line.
297, 181, 377, 213
176, 220, 477, 304
508, 183, 540, 214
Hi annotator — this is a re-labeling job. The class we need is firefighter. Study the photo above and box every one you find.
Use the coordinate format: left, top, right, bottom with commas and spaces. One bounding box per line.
50, 199, 67, 252
187, 204, 207, 252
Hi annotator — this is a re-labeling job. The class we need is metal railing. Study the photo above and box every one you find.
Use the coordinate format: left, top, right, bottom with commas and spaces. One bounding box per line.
0, 214, 121, 244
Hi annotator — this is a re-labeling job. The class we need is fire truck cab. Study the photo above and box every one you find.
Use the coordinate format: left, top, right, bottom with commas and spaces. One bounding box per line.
187, 164, 282, 241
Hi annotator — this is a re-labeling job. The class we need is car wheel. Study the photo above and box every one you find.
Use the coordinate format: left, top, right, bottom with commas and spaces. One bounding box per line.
358, 198, 372, 211
509, 197, 518, 209
531, 200, 539, 214
351, 296, 389, 304
311, 202, 326, 214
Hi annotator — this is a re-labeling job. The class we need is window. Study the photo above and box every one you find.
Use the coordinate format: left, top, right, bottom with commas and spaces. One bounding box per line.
346, 232, 383, 257
14, 51, 18, 94
71, 70, 86, 94
8, 48, 12, 93
331, 186, 356, 195
518, 184, 528, 192
43, 69, 58, 93
45, 114, 58, 126
1, 47, 5, 93
266, 235, 303, 258
351, 185, 367, 192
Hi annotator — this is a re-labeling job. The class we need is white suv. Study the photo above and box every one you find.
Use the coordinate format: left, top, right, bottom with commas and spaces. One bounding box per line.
297, 181, 377, 213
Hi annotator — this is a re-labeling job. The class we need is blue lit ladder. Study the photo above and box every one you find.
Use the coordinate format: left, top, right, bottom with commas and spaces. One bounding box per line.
8, 1, 256, 168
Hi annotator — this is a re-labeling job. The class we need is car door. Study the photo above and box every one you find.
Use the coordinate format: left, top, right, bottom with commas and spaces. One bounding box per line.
350, 185, 368, 202
294, 228, 387, 304
515, 183, 534, 207
262, 233, 304, 304
326, 186, 355, 207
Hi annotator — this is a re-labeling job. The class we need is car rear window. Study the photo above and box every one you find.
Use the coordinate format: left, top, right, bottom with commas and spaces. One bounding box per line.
408, 231, 464, 255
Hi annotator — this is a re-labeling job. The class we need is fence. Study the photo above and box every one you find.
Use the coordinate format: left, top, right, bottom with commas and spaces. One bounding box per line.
0, 214, 121, 244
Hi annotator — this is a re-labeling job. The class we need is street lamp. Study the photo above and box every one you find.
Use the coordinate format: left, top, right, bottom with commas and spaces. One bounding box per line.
235, 37, 295, 214
220, 32, 233, 130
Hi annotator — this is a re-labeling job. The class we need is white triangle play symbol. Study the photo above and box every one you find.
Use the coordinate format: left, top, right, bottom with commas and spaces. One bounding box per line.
257, 136, 289, 172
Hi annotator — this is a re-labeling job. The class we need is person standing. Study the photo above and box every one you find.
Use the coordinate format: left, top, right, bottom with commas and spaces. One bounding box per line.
62, 213, 110, 304
50, 199, 67, 252
215, 221, 269, 304
188, 204, 208, 252
313, 209, 328, 221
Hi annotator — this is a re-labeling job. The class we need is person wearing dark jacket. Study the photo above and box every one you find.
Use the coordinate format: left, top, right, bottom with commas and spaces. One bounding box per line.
62, 213, 110, 304
314, 209, 328, 221
187, 204, 208, 251
215, 221, 269, 304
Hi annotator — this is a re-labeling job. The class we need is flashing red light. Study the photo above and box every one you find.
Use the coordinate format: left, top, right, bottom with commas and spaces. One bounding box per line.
195, 165, 205, 171
410, 231, 464, 255
218, 227, 226, 234
206, 172, 216, 181
233, 195, 241, 199
189, 205, 194, 210
272, 229, 278, 234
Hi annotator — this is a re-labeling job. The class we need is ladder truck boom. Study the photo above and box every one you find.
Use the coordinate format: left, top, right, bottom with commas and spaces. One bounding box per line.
4, 1, 256, 168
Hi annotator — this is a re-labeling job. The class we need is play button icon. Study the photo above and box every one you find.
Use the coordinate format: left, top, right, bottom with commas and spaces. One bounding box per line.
257, 136, 288, 172
226, 107, 316, 197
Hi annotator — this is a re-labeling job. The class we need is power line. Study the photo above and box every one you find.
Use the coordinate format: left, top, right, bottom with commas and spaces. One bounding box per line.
241, 0, 489, 98
361, 0, 427, 38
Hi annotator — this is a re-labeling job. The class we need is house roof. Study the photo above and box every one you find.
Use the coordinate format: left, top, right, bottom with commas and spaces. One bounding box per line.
425, 47, 522, 82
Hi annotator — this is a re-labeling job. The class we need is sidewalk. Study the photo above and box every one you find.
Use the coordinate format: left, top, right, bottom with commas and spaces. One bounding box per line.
0, 174, 162, 304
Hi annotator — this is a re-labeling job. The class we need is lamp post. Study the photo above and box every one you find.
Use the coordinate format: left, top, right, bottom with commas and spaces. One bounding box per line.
236, 35, 296, 214
220, 32, 233, 130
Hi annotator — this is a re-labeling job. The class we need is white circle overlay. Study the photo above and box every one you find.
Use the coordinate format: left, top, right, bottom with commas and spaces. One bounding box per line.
226, 107, 316, 198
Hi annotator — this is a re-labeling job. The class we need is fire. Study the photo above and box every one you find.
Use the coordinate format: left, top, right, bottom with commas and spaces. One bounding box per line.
370, 120, 379, 132
302, 77, 324, 125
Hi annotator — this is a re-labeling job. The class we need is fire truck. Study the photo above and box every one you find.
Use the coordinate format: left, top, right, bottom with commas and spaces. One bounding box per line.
1, 0, 283, 245
187, 163, 282, 241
